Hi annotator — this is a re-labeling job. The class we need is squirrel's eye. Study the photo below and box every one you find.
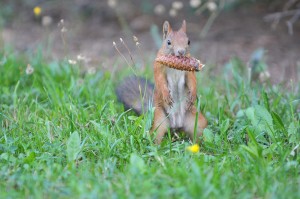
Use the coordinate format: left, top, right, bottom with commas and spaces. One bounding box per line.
167, 40, 171, 45
188, 40, 190, 45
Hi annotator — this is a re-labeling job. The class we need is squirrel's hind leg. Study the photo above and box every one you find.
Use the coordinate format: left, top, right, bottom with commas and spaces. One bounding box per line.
183, 107, 207, 142
150, 107, 170, 144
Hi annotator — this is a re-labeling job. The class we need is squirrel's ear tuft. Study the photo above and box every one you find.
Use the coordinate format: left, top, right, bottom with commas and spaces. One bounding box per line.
163, 21, 172, 39
181, 20, 186, 32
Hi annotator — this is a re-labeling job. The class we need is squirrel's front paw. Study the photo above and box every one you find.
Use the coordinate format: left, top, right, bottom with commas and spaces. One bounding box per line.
186, 93, 196, 110
186, 100, 194, 111
162, 90, 173, 107
164, 94, 173, 107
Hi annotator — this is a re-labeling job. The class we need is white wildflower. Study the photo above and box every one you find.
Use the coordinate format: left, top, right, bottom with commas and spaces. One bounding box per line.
68, 59, 77, 65
133, 36, 138, 42
26, 64, 34, 75
61, 27, 67, 33
190, 0, 201, 8
207, 2, 217, 11
107, 0, 117, 8
77, 54, 86, 61
172, 1, 183, 10
154, 4, 166, 15
87, 67, 96, 75
42, 16, 52, 27
169, 8, 177, 17
58, 19, 64, 27
259, 71, 270, 83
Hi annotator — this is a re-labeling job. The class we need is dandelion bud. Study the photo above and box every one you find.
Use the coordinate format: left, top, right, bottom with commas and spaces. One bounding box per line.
113, 41, 116, 46
120, 38, 124, 43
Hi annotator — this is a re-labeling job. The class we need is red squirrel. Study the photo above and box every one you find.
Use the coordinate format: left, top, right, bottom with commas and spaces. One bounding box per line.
116, 20, 207, 144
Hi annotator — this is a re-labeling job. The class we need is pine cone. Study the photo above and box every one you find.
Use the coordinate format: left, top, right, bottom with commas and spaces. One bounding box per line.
155, 55, 204, 72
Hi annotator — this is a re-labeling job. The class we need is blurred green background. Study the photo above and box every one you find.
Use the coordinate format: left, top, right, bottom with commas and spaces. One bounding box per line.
0, 0, 299, 83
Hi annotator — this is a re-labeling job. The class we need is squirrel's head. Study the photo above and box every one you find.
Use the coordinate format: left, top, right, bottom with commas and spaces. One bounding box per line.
161, 20, 190, 57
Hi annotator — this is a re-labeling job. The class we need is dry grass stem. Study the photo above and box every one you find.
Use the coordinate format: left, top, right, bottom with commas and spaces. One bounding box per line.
113, 41, 137, 76
120, 38, 136, 68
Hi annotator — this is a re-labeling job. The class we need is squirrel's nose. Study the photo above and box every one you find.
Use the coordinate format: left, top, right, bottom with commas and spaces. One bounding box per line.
177, 49, 186, 56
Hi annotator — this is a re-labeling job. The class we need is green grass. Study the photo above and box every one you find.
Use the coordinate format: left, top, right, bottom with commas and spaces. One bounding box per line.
0, 48, 299, 199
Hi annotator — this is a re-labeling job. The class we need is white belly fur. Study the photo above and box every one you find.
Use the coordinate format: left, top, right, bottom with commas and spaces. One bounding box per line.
166, 68, 187, 128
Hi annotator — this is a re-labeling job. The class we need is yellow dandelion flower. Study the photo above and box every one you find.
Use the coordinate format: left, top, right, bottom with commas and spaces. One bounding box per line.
187, 144, 200, 153
33, 6, 42, 17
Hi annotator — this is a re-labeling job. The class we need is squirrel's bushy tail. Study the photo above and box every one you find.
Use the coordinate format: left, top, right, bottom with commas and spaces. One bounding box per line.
116, 76, 154, 115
